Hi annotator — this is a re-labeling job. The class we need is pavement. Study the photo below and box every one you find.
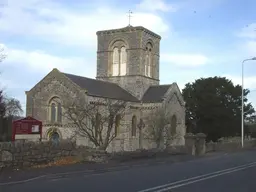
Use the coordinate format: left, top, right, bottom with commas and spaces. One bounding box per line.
1, 150, 256, 192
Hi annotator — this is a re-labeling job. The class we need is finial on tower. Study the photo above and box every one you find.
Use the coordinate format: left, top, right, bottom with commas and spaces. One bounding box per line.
128, 10, 133, 26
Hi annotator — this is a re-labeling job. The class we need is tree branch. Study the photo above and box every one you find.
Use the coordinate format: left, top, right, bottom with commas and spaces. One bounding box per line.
62, 96, 127, 150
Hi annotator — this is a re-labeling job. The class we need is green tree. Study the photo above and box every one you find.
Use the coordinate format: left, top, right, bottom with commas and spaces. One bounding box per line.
182, 76, 255, 142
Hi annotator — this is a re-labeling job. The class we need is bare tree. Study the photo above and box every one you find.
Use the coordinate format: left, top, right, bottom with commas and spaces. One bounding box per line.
0, 90, 5, 116
63, 98, 126, 150
145, 105, 182, 149
4, 97, 23, 117
0, 45, 7, 62
144, 105, 170, 148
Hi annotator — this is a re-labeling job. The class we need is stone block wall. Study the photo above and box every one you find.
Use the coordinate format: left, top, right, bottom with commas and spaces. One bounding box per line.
206, 139, 256, 153
0, 140, 107, 169
0, 140, 76, 168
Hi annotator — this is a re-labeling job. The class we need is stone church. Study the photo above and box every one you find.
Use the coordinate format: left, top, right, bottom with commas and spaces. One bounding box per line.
25, 25, 186, 152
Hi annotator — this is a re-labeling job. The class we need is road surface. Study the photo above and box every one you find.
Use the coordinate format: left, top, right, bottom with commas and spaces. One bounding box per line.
1, 150, 256, 192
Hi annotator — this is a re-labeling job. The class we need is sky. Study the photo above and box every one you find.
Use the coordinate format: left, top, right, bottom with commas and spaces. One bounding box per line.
0, 0, 256, 114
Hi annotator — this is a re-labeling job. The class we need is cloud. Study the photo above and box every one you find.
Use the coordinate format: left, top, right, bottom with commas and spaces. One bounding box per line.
161, 53, 209, 67
136, 0, 177, 12
3, 45, 86, 73
176, 0, 225, 12
225, 74, 256, 108
237, 23, 256, 39
224, 74, 256, 90
0, 0, 170, 48
245, 40, 256, 56
236, 23, 256, 57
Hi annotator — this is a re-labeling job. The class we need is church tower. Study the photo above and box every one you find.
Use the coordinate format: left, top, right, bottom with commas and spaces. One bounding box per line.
96, 26, 161, 99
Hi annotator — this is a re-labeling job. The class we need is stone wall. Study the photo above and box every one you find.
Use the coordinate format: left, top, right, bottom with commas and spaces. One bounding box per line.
0, 139, 192, 169
2, 135, 254, 170
0, 140, 107, 169
185, 133, 256, 155
109, 147, 187, 163
206, 139, 256, 153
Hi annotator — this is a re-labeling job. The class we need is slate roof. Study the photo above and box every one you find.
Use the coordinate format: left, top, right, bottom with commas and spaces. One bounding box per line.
142, 84, 172, 103
63, 73, 139, 102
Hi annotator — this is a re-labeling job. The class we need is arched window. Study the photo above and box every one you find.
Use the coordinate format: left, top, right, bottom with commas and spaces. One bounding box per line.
51, 103, 56, 122
115, 114, 121, 137
170, 115, 177, 136
132, 115, 137, 136
148, 49, 152, 77
145, 43, 153, 77
57, 103, 62, 123
49, 97, 62, 123
120, 47, 127, 75
145, 54, 148, 76
111, 40, 127, 76
112, 47, 119, 76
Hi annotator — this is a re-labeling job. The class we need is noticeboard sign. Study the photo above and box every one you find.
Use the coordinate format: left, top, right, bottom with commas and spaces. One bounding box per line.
12, 116, 42, 141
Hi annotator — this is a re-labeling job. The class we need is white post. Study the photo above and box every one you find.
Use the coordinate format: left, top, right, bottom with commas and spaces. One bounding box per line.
241, 57, 256, 148
241, 60, 244, 148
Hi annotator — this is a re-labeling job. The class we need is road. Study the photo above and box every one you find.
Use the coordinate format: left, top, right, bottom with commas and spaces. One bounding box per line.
1, 150, 256, 192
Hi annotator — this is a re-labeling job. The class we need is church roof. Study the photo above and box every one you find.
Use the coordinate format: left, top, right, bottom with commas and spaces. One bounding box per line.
142, 84, 172, 103
63, 73, 139, 102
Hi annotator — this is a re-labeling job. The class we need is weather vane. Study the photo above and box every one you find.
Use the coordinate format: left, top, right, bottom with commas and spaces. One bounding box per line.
128, 10, 133, 26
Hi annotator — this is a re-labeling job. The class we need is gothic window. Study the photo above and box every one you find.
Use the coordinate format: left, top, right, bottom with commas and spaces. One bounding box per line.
112, 47, 119, 76
170, 115, 177, 136
131, 115, 137, 136
145, 42, 153, 77
115, 114, 121, 136
120, 47, 127, 75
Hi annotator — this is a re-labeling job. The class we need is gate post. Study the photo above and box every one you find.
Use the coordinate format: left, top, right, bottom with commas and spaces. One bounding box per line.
184, 133, 196, 155
195, 133, 206, 156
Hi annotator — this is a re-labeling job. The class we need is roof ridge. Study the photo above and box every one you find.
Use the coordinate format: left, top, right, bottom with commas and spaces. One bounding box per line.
62, 72, 139, 102
149, 84, 173, 87
63, 73, 124, 86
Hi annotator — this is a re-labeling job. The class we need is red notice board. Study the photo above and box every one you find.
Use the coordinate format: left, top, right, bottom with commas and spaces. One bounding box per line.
12, 116, 42, 141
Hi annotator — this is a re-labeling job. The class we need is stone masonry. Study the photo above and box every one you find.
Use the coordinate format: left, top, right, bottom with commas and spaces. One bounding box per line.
0, 140, 107, 169
25, 25, 186, 152
96, 26, 160, 99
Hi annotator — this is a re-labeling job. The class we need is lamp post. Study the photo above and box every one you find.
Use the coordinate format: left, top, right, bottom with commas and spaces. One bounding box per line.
241, 57, 256, 148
